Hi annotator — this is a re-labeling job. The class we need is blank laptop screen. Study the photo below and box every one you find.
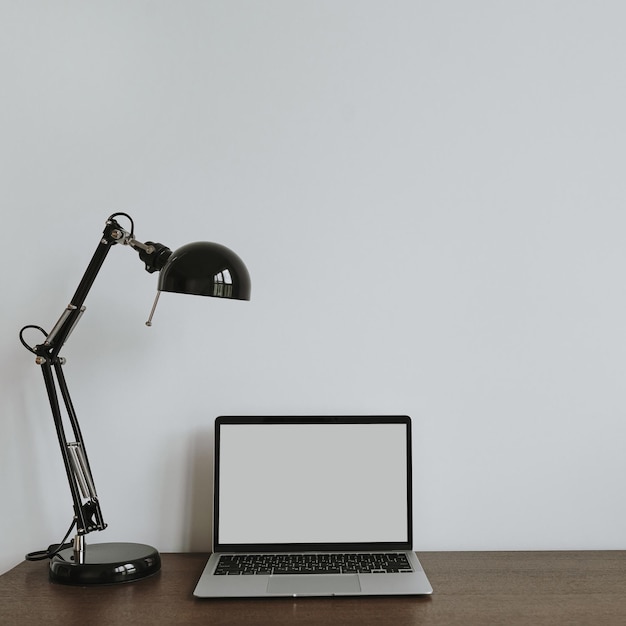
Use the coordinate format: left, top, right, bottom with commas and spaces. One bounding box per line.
215, 417, 411, 549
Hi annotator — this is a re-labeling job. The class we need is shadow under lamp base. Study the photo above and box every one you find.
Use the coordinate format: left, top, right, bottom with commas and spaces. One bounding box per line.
49, 542, 161, 585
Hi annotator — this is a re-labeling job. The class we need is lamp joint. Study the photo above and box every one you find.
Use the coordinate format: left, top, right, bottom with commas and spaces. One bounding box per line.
136, 241, 172, 274
35, 354, 67, 366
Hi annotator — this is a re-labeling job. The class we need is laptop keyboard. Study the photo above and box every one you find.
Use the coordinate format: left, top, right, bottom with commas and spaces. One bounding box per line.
214, 553, 413, 575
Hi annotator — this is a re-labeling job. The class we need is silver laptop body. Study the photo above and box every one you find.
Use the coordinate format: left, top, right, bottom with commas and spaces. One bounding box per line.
193, 416, 433, 598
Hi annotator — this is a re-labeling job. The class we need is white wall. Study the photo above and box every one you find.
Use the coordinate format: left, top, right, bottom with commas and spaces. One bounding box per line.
2, 1, 625, 575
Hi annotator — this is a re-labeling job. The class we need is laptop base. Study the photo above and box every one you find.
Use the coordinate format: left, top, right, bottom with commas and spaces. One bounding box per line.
193, 551, 433, 598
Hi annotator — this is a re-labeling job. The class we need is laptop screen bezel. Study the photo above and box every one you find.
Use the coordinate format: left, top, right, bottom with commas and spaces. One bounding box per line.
212, 415, 413, 553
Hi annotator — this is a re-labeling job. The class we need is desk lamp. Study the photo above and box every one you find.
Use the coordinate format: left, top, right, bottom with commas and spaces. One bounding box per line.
19, 213, 251, 585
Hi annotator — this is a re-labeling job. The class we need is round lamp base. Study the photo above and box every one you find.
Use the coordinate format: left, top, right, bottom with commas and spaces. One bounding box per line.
49, 542, 161, 585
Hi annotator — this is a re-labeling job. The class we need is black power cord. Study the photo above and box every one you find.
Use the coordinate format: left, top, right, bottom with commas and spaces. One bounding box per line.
19, 325, 48, 354
25, 519, 76, 562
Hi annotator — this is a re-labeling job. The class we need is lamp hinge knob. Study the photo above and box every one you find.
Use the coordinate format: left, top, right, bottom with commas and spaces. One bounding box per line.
35, 356, 66, 366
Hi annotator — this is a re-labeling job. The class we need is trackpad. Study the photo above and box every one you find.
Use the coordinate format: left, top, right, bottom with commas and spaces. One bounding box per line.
267, 574, 361, 595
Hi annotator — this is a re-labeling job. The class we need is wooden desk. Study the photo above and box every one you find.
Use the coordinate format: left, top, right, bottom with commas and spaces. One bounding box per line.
1, 551, 625, 625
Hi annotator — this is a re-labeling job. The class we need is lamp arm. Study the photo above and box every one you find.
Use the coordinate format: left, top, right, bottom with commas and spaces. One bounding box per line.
41, 216, 128, 359
39, 359, 106, 536
23, 214, 160, 539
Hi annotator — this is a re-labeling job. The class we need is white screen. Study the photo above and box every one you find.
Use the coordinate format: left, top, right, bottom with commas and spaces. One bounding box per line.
217, 421, 409, 545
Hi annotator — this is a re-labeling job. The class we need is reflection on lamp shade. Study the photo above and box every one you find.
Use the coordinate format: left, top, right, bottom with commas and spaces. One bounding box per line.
157, 242, 251, 300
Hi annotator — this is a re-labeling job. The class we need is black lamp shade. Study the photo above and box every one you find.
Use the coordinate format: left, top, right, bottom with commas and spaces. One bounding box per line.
158, 242, 251, 300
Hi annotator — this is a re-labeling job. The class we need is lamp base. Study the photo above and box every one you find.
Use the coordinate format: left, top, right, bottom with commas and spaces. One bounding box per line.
49, 542, 161, 585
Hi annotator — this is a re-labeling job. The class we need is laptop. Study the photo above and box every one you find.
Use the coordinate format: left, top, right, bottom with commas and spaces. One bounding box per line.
193, 415, 433, 598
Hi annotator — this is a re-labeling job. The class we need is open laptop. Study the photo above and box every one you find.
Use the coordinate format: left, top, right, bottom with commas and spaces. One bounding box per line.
193, 415, 433, 598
